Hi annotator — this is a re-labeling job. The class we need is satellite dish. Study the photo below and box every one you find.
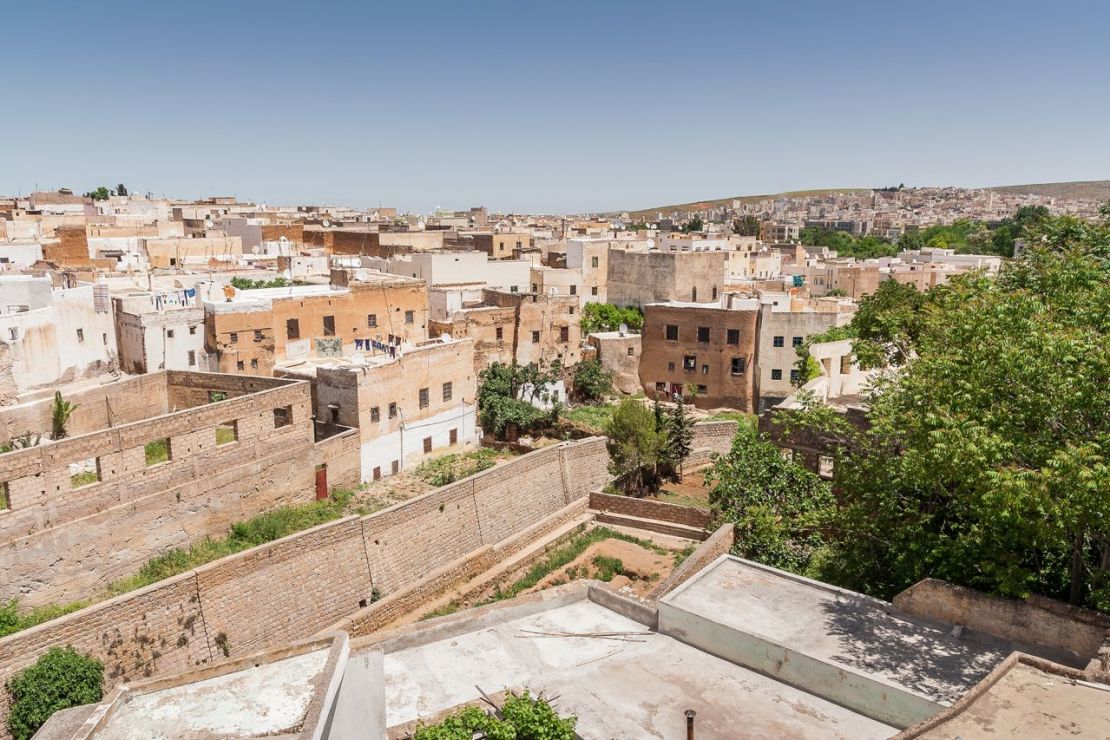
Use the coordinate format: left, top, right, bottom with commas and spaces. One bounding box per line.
440, 333, 451, 342
251, 245, 261, 255
618, 322, 628, 336
322, 219, 331, 227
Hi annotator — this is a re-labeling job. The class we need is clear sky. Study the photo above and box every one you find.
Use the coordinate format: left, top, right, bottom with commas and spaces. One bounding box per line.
2, 0, 1108, 214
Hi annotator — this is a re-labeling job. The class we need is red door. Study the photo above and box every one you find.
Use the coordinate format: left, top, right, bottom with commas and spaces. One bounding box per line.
314, 464, 327, 500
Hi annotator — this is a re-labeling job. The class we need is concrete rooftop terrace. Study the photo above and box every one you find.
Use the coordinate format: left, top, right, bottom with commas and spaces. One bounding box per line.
659, 556, 1079, 728
370, 585, 896, 739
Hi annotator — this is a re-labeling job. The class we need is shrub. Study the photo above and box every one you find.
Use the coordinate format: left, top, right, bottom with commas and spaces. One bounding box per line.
413, 691, 576, 740
571, 359, 612, 402
7, 647, 103, 740
414, 449, 500, 487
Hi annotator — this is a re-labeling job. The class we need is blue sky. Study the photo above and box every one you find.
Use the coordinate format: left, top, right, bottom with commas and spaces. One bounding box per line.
2, 1, 1108, 213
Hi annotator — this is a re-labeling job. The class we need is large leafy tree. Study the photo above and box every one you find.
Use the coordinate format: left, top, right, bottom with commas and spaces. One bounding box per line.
809, 213, 1110, 608
706, 427, 834, 574
605, 398, 666, 496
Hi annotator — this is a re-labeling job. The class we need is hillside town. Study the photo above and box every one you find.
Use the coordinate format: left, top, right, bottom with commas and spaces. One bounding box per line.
0, 180, 1106, 739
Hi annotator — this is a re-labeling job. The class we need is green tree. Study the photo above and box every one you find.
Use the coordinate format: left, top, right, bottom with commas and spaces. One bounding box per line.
571, 359, 612, 402
849, 280, 927, 368
680, 216, 704, 233
7, 647, 103, 740
731, 215, 760, 236
805, 216, 1110, 608
115, 183, 128, 197
477, 362, 559, 438
705, 427, 834, 574
665, 402, 694, 481
605, 398, 666, 496
49, 392, 77, 441
84, 186, 111, 201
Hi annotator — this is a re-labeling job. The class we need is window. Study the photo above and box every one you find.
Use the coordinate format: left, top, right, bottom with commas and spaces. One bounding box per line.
495, 327, 504, 341
697, 327, 710, 343
591, 256, 599, 268
250, 358, 258, 371
771, 369, 783, 380
532, 283, 538, 292
532, 331, 540, 343
627, 346, 635, 356
655, 381, 667, 392
727, 329, 740, 346
391, 460, 399, 474
569, 285, 577, 295
367, 314, 377, 328
216, 421, 237, 445
189, 326, 197, 335
373, 466, 381, 481
701, 364, 709, 375
273, 405, 293, 428
0, 482, 7, 510
731, 357, 746, 375
449, 428, 458, 445
560, 326, 569, 342
668, 361, 675, 371
323, 315, 335, 336
515, 240, 522, 249
236, 360, 244, 372
772, 335, 785, 348
792, 336, 803, 347
510, 285, 519, 293
229, 332, 238, 344
76, 328, 84, 342
187, 350, 196, 366
697, 384, 707, 394
370, 406, 380, 423
419, 387, 429, 409
404, 310, 414, 325
7, 328, 16, 341
819, 455, 835, 479
442, 382, 452, 402
665, 324, 679, 341
69, 458, 100, 489
712, 285, 718, 300
683, 355, 696, 372
790, 369, 800, 382
254, 330, 263, 342
286, 319, 300, 339
388, 402, 397, 419
691, 287, 697, 301
144, 438, 171, 466
591, 286, 598, 296
166, 329, 175, 339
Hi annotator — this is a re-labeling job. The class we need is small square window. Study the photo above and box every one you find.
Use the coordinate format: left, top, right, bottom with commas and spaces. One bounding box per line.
323, 316, 336, 336
388, 402, 397, 419
773, 336, 785, 348
591, 286, 598, 296
236, 360, 244, 371
449, 428, 458, 445
230, 332, 238, 344
442, 382, 452, 402
145, 438, 171, 466
250, 358, 258, 370
771, 369, 783, 380
254, 330, 263, 342
495, 327, 504, 341
731, 357, 745, 375
727, 329, 740, 345
683, 355, 696, 372
405, 310, 414, 325
287, 319, 300, 339
655, 381, 667, 391
792, 336, 804, 347
697, 384, 707, 394
189, 326, 197, 335
697, 327, 710, 343
367, 314, 377, 328
423, 436, 433, 453
216, 421, 237, 445
370, 406, 380, 423
273, 405, 293, 428
627, 347, 634, 356
591, 256, 599, 268
187, 350, 196, 366
701, 364, 709, 374
532, 331, 540, 343
419, 387, 429, 409
166, 329, 175, 339
69, 458, 100, 488
790, 369, 800, 382
391, 460, 399, 474
665, 325, 679, 341
569, 285, 577, 295
560, 326, 569, 342
668, 361, 675, 371
76, 328, 85, 342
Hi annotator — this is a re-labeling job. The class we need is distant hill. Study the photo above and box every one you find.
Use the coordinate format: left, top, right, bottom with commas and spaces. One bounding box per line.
986, 180, 1110, 202
625, 188, 870, 219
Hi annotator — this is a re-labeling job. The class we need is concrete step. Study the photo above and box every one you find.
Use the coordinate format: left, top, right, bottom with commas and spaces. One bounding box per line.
591, 511, 706, 541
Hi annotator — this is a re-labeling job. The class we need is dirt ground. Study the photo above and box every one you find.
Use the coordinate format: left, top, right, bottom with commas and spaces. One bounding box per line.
534, 539, 676, 597
656, 468, 712, 509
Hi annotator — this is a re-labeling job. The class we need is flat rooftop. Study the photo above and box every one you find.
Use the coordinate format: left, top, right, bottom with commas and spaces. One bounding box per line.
379, 596, 895, 739
662, 557, 1065, 707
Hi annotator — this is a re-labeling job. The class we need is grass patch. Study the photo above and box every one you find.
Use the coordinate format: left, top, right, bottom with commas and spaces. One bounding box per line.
565, 404, 615, 433
144, 439, 169, 466
672, 543, 697, 568
0, 600, 88, 639
413, 448, 507, 487
704, 410, 756, 429
69, 470, 99, 488
591, 555, 624, 582
656, 489, 710, 510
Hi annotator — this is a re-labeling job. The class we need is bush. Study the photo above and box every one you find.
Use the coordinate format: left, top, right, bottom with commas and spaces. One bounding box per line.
571, 359, 612, 402
414, 449, 500, 486
413, 691, 576, 740
7, 647, 103, 740
580, 303, 643, 335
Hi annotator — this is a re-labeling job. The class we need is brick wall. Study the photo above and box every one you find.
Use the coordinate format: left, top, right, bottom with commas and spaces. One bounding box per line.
690, 420, 738, 454
588, 491, 712, 529
0, 377, 326, 605
0, 436, 612, 737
